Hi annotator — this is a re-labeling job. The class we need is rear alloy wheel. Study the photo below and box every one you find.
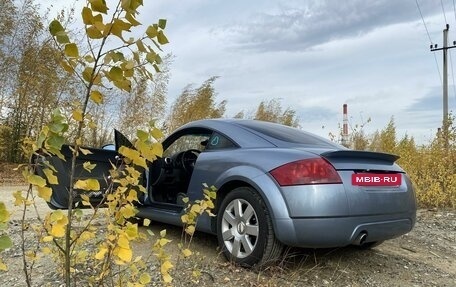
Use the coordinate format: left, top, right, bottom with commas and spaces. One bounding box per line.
217, 187, 283, 267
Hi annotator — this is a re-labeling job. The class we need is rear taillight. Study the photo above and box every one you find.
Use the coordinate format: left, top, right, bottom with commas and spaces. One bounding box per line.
270, 158, 342, 186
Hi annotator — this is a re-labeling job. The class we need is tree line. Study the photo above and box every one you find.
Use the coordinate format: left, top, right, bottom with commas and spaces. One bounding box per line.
0, 0, 299, 163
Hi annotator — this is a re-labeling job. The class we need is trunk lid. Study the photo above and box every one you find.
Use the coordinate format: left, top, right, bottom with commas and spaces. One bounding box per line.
319, 150, 415, 216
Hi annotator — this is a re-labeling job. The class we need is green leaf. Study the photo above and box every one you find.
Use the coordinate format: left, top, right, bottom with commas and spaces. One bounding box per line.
157, 31, 169, 45
0, 235, 12, 250
64, 43, 79, 58
82, 7, 93, 25
158, 19, 167, 29
47, 134, 65, 149
49, 20, 64, 36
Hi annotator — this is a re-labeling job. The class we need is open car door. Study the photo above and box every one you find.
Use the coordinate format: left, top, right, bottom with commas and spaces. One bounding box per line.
34, 130, 139, 209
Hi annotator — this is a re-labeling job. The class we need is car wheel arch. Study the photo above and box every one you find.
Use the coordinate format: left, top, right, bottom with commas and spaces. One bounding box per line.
210, 178, 285, 236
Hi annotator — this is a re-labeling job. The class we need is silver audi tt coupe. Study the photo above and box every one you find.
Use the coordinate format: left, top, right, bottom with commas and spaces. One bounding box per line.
37, 119, 417, 267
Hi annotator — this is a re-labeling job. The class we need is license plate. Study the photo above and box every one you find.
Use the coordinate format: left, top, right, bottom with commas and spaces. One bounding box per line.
351, 173, 401, 186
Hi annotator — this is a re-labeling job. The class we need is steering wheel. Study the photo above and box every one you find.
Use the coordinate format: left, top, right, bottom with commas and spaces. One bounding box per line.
181, 149, 201, 173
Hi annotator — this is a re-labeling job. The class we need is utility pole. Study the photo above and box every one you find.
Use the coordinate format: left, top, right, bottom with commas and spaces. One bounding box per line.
430, 24, 456, 145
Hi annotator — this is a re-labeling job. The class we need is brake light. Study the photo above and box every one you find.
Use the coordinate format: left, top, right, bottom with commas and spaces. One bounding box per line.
270, 158, 342, 186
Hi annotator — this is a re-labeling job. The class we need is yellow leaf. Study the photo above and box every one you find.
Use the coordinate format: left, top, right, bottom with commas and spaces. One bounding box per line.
143, 218, 151, 226
160, 229, 166, 237
116, 247, 132, 262
185, 225, 195, 236
161, 260, 173, 273
13, 190, 24, 206
163, 273, 172, 283
28, 174, 46, 187
37, 186, 52, 202
118, 147, 147, 169
95, 247, 108, 260
0, 258, 7, 271
139, 273, 151, 284
182, 248, 192, 257
80, 194, 91, 206
126, 189, 138, 202
74, 179, 100, 191
43, 236, 53, 242
125, 223, 138, 238
83, 161, 96, 172
86, 25, 103, 39
64, 43, 79, 58
151, 127, 164, 139
190, 204, 201, 214
43, 168, 58, 185
79, 147, 93, 155
90, 90, 103, 104
192, 270, 201, 278
159, 238, 171, 247
126, 13, 141, 28
82, 7, 93, 25
51, 223, 66, 237
120, 205, 136, 219
90, 0, 108, 14
157, 31, 169, 45
118, 234, 130, 249
72, 109, 83, 122
146, 25, 158, 38
60, 60, 74, 74
0, 202, 10, 223
136, 40, 147, 52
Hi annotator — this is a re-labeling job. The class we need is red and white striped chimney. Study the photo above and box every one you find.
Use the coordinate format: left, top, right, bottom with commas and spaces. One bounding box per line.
342, 104, 348, 146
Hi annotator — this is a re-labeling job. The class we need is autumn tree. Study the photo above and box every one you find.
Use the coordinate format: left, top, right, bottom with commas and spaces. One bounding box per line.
164, 76, 226, 134
118, 54, 172, 138
0, 1, 76, 163
253, 98, 299, 127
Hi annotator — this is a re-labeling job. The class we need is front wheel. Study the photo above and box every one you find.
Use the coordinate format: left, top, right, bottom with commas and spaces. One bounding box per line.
217, 187, 283, 267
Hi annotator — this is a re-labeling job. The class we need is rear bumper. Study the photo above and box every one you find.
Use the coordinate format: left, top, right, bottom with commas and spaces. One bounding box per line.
273, 211, 416, 248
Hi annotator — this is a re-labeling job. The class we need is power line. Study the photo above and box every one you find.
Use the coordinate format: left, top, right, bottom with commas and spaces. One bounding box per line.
415, 0, 434, 44
416, 0, 443, 83
453, 0, 456, 23
441, 0, 448, 24
449, 50, 456, 101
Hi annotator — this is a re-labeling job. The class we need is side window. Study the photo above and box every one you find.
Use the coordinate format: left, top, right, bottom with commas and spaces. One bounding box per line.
163, 134, 211, 157
205, 132, 236, 150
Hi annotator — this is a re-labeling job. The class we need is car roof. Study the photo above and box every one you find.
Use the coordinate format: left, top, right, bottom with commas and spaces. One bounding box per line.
176, 119, 342, 149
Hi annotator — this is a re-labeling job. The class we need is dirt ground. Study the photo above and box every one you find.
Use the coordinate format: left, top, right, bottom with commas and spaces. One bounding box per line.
0, 184, 454, 287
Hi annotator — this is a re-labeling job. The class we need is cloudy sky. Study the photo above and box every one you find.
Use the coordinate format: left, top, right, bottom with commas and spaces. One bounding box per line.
43, 0, 456, 143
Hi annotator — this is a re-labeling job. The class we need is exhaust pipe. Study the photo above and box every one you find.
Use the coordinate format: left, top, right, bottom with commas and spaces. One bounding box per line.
354, 232, 368, 246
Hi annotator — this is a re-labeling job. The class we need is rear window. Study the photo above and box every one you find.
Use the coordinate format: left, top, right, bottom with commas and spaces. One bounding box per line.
236, 121, 340, 148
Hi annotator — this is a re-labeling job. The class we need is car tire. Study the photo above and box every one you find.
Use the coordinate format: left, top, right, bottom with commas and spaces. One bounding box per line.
217, 186, 283, 267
